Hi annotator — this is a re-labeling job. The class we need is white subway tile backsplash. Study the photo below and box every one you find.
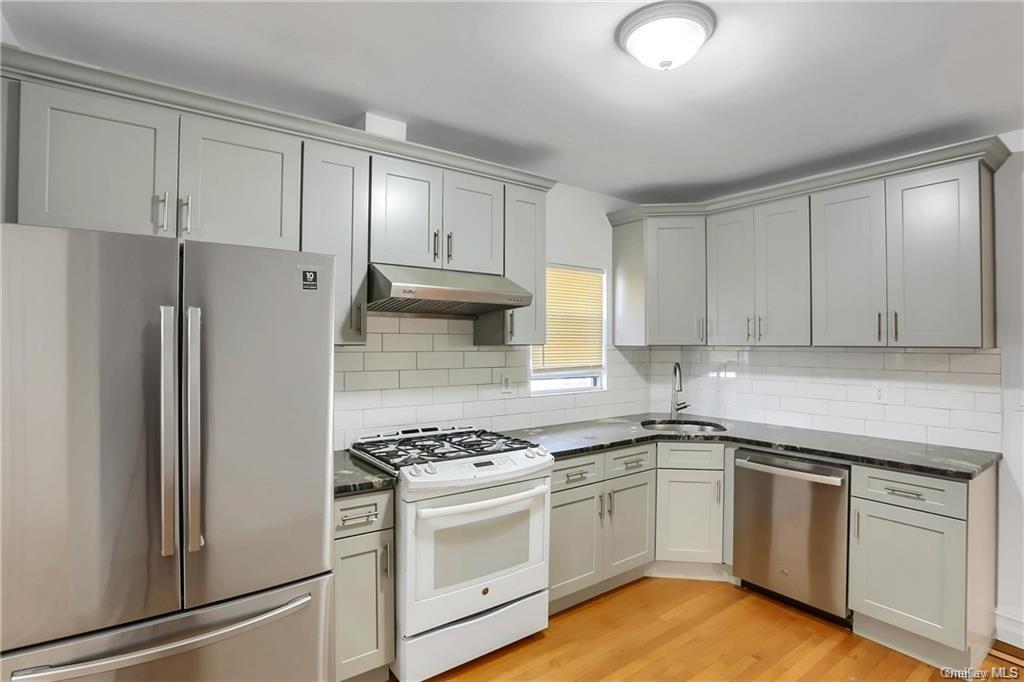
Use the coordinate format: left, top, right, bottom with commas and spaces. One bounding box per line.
334, 390, 382, 411
381, 388, 434, 407
334, 353, 364, 372
382, 333, 433, 352
903, 389, 974, 410
827, 352, 884, 370
364, 406, 417, 428
400, 369, 449, 388
364, 352, 417, 371
345, 371, 399, 391
464, 351, 506, 368
780, 397, 830, 415
925, 426, 1001, 451
829, 401, 884, 420
399, 317, 448, 334
366, 316, 399, 334
974, 393, 1002, 413
796, 382, 846, 400
950, 410, 1002, 432
449, 368, 493, 385
416, 351, 464, 369
765, 410, 814, 428
811, 415, 865, 435
448, 319, 474, 334
949, 353, 1001, 374
864, 421, 926, 442
883, 405, 950, 427
433, 334, 476, 351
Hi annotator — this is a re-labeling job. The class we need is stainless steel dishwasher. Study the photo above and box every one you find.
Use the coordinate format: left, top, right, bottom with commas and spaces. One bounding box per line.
732, 451, 850, 618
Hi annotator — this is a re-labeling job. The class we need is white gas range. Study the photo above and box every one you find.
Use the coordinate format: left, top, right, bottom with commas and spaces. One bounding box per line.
349, 427, 554, 681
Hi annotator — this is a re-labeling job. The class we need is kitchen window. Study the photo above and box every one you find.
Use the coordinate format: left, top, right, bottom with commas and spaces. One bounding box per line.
530, 265, 606, 394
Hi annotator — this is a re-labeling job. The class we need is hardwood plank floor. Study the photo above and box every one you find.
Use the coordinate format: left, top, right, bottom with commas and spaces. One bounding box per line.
435, 578, 1008, 681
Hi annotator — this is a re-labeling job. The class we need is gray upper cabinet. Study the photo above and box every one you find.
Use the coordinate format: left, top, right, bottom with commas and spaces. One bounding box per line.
18, 82, 179, 237
811, 180, 888, 346
301, 141, 370, 345
178, 115, 301, 250
885, 161, 989, 347
753, 196, 810, 345
442, 170, 504, 274
475, 184, 546, 346
370, 156, 443, 269
707, 208, 755, 345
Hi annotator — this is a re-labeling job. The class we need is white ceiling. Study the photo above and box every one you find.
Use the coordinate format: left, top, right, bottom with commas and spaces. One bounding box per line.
3, 1, 1022, 202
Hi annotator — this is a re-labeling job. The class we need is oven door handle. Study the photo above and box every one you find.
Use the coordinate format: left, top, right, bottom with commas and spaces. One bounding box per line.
417, 483, 549, 520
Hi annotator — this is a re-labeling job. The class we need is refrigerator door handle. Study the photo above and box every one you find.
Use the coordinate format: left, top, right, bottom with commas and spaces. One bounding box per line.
186, 306, 204, 552
159, 305, 176, 557
9, 594, 313, 682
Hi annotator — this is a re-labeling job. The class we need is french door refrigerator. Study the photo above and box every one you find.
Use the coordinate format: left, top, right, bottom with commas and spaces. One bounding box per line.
1, 223, 335, 681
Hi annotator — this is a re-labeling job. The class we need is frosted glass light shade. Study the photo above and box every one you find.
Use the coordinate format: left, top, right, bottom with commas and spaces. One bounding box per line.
616, 2, 716, 71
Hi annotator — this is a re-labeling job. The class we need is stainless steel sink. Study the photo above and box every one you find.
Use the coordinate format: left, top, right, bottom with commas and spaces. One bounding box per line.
640, 419, 726, 433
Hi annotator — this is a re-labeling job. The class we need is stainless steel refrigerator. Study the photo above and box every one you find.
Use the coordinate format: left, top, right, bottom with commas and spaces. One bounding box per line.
1, 223, 335, 681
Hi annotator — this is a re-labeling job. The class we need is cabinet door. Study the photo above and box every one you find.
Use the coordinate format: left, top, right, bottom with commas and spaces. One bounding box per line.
370, 156, 443, 268
504, 185, 546, 345
885, 161, 981, 347
302, 141, 370, 345
334, 529, 395, 681
753, 196, 810, 345
178, 115, 301, 249
811, 180, 888, 346
442, 170, 504, 274
18, 82, 179, 237
604, 471, 656, 577
707, 208, 755, 345
549, 483, 604, 601
645, 216, 707, 345
655, 470, 723, 563
849, 498, 966, 649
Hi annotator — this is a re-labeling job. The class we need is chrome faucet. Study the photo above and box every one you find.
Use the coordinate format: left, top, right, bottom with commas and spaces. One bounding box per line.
670, 362, 690, 419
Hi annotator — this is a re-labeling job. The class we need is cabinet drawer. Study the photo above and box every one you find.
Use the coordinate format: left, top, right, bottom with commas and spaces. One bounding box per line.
604, 445, 655, 478
552, 453, 605, 492
333, 490, 394, 539
851, 466, 966, 520
657, 442, 725, 470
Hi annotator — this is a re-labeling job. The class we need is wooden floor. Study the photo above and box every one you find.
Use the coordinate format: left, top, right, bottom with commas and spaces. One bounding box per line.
436, 578, 1005, 681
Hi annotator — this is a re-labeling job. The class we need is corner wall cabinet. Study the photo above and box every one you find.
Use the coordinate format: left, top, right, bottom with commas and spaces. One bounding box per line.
301, 141, 370, 345
612, 215, 707, 346
610, 139, 1005, 349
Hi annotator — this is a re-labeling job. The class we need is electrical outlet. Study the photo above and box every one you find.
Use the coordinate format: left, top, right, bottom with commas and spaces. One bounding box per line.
495, 370, 514, 395
871, 384, 888, 403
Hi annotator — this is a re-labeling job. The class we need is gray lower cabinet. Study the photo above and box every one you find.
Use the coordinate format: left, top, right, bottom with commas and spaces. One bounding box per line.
178, 114, 301, 249
549, 482, 604, 601
849, 497, 966, 649
655, 469, 724, 563
334, 528, 395, 681
301, 141, 370, 345
442, 170, 504, 274
17, 81, 180, 237
604, 470, 656, 575
370, 155, 443, 269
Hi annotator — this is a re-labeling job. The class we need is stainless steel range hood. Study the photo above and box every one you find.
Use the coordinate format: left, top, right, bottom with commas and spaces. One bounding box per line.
367, 263, 532, 316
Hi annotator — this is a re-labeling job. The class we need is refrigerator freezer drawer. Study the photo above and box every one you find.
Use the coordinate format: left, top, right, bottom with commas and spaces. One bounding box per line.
0, 574, 333, 682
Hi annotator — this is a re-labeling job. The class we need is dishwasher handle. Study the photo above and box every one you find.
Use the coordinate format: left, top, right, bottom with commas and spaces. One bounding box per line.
736, 457, 846, 487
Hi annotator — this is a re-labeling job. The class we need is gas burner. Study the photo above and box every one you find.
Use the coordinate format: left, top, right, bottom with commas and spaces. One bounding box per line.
349, 427, 539, 473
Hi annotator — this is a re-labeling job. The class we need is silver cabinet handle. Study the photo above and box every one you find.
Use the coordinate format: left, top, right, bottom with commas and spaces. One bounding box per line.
157, 192, 169, 231
186, 306, 204, 552
509, 310, 515, 341
565, 470, 588, 482
432, 230, 440, 261
623, 457, 645, 469
607, 490, 614, 515
10, 594, 312, 682
876, 312, 882, 342
339, 510, 379, 525
181, 195, 193, 234
159, 306, 176, 558
883, 486, 924, 500
382, 543, 391, 580
892, 311, 899, 342
746, 316, 752, 342
598, 493, 604, 518
757, 316, 764, 342
354, 303, 363, 335
854, 509, 861, 541
447, 232, 453, 262
715, 479, 721, 504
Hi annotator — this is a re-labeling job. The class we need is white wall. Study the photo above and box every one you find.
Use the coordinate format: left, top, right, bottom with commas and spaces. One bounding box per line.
994, 145, 1023, 647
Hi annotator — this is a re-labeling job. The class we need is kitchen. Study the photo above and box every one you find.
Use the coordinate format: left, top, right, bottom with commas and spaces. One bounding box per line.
0, 2, 1022, 681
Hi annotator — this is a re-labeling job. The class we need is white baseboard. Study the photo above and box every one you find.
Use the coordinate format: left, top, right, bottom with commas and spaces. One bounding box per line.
644, 561, 738, 583
996, 610, 1024, 648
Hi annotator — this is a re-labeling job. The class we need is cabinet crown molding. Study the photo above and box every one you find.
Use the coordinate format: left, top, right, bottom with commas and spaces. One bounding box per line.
608, 135, 1010, 225
0, 45, 557, 192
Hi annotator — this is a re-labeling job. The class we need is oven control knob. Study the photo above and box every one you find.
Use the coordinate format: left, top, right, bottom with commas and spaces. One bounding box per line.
524, 449, 536, 459
425, 462, 437, 475
409, 464, 423, 477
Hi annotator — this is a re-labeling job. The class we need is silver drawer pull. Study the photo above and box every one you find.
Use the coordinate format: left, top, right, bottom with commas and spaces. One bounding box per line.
565, 470, 588, 481
339, 510, 379, 525
623, 457, 645, 468
883, 486, 924, 500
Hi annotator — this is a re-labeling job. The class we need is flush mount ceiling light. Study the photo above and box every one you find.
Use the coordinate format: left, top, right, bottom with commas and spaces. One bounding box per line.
616, 1, 716, 71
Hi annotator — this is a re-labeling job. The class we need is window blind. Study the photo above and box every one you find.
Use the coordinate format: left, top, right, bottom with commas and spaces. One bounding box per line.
531, 265, 604, 373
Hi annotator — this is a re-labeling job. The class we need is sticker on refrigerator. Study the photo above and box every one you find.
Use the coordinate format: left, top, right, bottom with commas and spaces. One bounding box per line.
301, 270, 318, 290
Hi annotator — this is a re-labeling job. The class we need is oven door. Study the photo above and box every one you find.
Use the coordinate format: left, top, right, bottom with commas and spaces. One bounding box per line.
400, 477, 550, 636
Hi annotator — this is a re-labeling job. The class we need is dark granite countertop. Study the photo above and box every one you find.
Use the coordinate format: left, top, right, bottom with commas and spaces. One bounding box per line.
508, 413, 1001, 481
334, 450, 395, 498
